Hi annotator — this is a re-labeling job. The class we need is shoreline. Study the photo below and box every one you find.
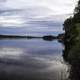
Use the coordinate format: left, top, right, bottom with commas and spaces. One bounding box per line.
0, 34, 64, 41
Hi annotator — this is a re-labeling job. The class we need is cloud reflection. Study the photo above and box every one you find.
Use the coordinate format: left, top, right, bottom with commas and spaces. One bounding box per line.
0, 47, 68, 80
0, 47, 24, 59
0, 39, 69, 80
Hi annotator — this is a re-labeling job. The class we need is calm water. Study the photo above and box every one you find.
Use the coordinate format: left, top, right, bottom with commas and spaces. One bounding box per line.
0, 38, 69, 80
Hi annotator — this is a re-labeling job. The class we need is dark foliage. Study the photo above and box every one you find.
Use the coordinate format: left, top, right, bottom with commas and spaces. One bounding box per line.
63, 0, 80, 80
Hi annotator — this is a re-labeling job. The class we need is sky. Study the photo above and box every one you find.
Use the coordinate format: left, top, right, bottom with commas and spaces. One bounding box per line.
0, 0, 77, 14
0, 0, 78, 35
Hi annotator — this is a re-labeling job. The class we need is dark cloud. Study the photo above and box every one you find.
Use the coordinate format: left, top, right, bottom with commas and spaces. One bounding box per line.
0, 9, 23, 15
0, 0, 6, 2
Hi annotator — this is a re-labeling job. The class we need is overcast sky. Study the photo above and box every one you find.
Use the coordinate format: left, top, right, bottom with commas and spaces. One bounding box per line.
0, 0, 78, 28
0, 0, 77, 14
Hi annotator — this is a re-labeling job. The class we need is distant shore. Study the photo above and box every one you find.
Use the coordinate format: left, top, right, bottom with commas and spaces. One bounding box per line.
0, 34, 64, 41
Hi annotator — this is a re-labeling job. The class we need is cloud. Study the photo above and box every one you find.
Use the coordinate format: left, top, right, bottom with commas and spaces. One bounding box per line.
0, 0, 6, 2
1, 0, 76, 15
0, 0, 77, 29
0, 15, 26, 27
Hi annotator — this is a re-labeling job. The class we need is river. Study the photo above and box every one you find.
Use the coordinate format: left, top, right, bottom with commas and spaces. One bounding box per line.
0, 1, 71, 79
0, 38, 69, 80
0, 18, 69, 80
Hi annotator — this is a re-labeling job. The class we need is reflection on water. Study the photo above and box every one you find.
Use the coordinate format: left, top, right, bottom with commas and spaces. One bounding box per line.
0, 39, 69, 80
63, 42, 80, 80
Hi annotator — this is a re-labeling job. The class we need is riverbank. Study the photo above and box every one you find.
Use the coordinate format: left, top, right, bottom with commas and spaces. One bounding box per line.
63, 0, 80, 63
63, 1, 80, 80
0, 34, 64, 41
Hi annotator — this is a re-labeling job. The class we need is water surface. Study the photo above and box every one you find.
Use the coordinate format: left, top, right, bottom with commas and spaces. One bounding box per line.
0, 39, 69, 80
